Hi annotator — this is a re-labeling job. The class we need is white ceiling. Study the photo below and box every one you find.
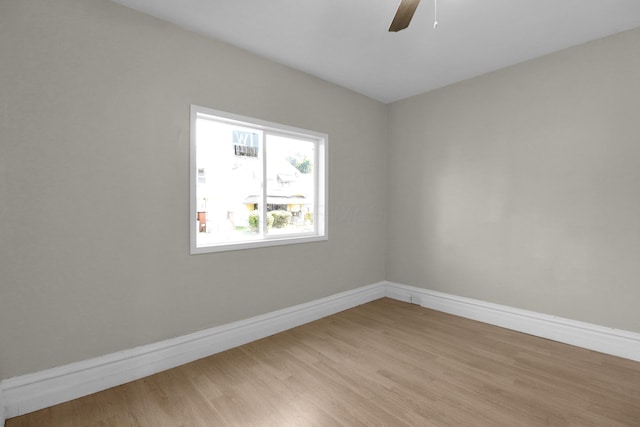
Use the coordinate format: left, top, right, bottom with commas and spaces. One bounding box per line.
111, 0, 640, 103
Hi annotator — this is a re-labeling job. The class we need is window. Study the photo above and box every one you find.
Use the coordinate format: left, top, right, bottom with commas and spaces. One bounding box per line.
190, 105, 328, 254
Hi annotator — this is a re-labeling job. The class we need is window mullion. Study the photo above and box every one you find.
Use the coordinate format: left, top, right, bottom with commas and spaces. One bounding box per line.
315, 141, 320, 235
261, 132, 268, 237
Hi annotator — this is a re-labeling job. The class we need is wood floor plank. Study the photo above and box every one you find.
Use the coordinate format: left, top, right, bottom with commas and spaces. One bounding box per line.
7, 298, 640, 426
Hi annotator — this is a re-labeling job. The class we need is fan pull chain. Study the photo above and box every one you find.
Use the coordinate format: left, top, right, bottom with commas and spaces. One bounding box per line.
434, 0, 438, 29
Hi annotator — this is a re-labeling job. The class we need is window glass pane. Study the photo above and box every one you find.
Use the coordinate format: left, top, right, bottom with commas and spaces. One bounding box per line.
195, 117, 263, 247
265, 134, 316, 236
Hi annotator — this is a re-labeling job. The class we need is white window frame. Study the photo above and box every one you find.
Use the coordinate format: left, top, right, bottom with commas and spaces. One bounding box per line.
190, 105, 328, 254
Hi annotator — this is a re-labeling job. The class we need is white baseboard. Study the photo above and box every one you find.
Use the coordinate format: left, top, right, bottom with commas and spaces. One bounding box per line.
2, 281, 639, 423
384, 281, 640, 363
0, 387, 5, 427
0, 283, 385, 420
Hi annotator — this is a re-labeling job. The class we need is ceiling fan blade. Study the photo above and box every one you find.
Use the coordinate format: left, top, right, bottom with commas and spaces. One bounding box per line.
389, 0, 421, 32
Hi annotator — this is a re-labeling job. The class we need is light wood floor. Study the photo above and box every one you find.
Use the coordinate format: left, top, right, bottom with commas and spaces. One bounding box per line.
7, 298, 640, 426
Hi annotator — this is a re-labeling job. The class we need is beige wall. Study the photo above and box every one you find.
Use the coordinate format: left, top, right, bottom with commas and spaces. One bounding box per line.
388, 28, 640, 332
0, 0, 388, 378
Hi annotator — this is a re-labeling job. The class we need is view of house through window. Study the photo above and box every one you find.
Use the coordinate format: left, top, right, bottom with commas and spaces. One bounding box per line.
191, 106, 327, 253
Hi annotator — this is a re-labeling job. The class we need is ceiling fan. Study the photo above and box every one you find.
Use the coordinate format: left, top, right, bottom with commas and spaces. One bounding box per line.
389, 0, 433, 32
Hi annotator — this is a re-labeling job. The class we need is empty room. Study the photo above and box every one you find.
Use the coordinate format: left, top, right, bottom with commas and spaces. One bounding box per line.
1, 0, 640, 425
